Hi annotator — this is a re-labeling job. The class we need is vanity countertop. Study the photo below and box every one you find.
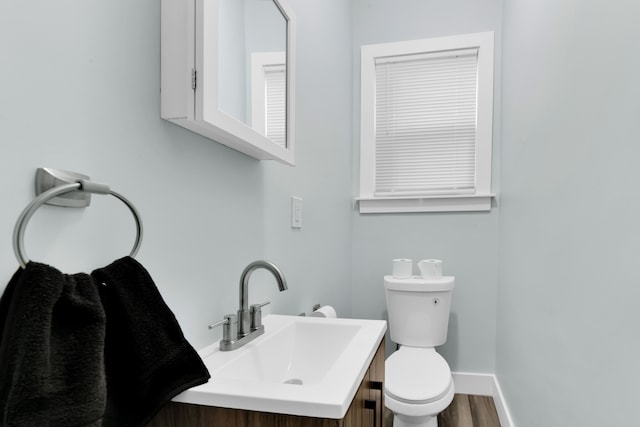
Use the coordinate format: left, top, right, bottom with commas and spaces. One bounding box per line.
172, 314, 387, 419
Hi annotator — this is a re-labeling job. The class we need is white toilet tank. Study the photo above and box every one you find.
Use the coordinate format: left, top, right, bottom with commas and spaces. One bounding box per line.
384, 276, 455, 347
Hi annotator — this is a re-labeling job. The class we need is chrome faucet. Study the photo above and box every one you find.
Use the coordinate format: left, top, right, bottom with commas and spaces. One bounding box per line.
238, 260, 288, 336
209, 260, 287, 351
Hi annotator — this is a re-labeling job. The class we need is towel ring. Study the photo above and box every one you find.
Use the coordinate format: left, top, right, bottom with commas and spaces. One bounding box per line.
13, 180, 143, 268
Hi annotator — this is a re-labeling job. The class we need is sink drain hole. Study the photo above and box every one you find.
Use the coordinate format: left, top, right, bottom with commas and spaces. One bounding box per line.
283, 378, 303, 385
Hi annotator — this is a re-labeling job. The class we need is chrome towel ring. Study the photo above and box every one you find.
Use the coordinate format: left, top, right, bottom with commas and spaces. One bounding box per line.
13, 172, 143, 268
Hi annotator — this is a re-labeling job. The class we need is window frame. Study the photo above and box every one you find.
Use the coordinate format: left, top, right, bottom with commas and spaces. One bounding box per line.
358, 32, 496, 213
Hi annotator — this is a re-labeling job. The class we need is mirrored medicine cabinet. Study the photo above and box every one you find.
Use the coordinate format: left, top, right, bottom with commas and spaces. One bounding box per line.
161, 0, 296, 165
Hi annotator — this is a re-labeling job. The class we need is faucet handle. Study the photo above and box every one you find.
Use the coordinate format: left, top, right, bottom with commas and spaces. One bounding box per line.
251, 301, 271, 310
250, 301, 270, 330
208, 314, 237, 343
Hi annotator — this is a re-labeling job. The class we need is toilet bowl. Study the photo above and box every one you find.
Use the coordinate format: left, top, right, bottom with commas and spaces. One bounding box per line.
385, 347, 454, 427
383, 271, 455, 427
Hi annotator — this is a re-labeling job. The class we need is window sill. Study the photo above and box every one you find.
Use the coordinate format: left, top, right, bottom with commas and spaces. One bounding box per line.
356, 194, 495, 214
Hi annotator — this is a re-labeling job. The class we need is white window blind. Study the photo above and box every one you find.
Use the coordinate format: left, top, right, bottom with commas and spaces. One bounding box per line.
374, 48, 479, 196
264, 64, 286, 148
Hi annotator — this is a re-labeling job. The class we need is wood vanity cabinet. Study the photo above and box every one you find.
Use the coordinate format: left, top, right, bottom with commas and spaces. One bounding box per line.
147, 337, 385, 427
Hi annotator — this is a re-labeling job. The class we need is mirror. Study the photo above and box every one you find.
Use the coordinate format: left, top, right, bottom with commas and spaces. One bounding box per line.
160, 0, 296, 165
218, 0, 287, 148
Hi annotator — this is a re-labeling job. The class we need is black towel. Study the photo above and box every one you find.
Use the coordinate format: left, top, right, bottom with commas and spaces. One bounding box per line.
0, 262, 107, 426
92, 257, 210, 427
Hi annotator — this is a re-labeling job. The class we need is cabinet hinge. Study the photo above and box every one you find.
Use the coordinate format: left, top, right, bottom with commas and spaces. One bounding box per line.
191, 68, 197, 90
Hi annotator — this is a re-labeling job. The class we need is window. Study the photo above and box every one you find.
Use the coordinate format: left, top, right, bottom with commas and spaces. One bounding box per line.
358, 32, 495, 213
251, 52, 287, 148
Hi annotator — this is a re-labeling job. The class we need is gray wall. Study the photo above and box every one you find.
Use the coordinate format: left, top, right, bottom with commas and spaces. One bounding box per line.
3, 0, 638, 424
498, 0, 640, 425
262, 0, 354, 321
0, 0, 352, 350
350, 0, 503, 373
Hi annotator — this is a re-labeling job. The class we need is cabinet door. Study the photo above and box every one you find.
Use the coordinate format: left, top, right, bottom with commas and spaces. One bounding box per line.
342, 377, 374, 426
341, 337, 385, 427
160, 0, 296, 165
367, 338, 385, 427
148, 403, 341, 427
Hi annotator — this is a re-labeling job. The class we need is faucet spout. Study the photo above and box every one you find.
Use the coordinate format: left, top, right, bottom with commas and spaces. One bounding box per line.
238, 260, 287, 336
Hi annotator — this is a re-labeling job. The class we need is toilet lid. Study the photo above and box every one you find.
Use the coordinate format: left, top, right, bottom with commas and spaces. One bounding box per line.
385, 347, 452, 404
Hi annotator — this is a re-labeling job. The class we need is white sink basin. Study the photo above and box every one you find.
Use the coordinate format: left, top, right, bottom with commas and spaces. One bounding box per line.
172, 314, 387, 419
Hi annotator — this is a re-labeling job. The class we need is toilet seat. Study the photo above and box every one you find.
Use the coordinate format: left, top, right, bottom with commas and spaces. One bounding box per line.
385, 347, 452, 405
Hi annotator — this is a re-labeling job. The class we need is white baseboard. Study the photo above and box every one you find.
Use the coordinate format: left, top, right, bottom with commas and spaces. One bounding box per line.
491, 374, 515, 427
451, 372, 495, 395
452, 372, 515, 427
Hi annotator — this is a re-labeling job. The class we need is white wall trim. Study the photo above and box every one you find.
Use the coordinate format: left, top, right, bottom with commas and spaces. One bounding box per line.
452, 372, 495, 395
491, 374, 515, 427
357, 194, 495, 213
358, 32, 495, 213
452, 372, 515, 427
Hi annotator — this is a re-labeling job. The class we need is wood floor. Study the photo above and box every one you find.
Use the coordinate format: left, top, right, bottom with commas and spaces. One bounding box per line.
384, 394, 501, 427
439, 394, 501, 427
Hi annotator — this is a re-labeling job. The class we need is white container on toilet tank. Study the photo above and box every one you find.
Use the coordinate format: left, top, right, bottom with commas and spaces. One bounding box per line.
384, 276, 454, 347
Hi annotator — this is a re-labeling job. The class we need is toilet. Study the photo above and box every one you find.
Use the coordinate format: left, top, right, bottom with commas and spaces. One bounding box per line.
384, 271, 455, 427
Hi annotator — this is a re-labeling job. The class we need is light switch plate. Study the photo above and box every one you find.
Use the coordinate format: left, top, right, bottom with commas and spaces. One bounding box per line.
291, 196, 303, 229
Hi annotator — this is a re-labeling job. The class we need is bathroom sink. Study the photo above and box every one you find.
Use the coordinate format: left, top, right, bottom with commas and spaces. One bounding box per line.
214, 319, 363, 385
172, 314, 387, 418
